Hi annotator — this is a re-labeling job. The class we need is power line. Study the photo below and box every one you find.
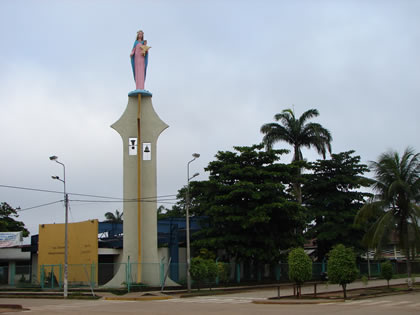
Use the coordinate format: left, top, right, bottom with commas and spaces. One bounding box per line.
16, 198, 179, 213
69, 201, 178, 207
68, 192, 124, 200
0, 184, 63, 195
18, 200, 64, 212
0, 184, 124, 199
140, 194, 178, 199
2, 184, 180, 212
0, 184, 178, 202
69, 198, 178, 203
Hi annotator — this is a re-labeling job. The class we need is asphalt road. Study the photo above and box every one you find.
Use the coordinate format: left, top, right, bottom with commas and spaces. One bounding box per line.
1, 291, 420, 314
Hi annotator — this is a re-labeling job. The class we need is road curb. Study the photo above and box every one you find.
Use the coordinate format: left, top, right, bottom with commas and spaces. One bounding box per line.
253, 299, 344, 305
0, 304, 30, 313
104, 296, 173, 301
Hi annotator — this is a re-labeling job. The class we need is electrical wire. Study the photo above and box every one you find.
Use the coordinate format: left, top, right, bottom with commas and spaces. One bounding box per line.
0, 184, 178, 202
18, 200, 64, 212
0, 184, 63, 195
69, 201, 178, 207
69, 199, 178, 204
2, 183, 181, 212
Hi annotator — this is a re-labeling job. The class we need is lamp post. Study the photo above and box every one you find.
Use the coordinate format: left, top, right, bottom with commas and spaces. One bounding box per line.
186, 153, 200, 292
49, 155, 68, 298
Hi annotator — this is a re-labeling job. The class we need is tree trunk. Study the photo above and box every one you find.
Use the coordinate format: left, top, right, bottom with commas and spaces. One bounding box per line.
405, 247, 412, 278
342, 284, 347, 300
407, 260, 412, 278
402, 222, 411, 278
293, 147, 303, 205
293, 183, 302, 205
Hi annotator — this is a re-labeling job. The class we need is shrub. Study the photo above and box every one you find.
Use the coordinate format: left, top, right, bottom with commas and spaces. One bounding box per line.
190, 257, 219, 290
217, 262, 230, 285
288, 248, 312, 297
361, 275, 368, 286
381, 261, 393, 288
190, 257, 208, 290
206, 260, 218, 289
327, 244, 358, 299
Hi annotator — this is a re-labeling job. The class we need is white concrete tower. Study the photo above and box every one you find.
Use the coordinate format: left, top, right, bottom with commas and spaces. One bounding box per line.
105, 90, 168, 286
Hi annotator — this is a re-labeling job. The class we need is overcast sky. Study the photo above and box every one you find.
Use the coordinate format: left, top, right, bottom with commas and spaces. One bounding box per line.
1, 0, 419, 239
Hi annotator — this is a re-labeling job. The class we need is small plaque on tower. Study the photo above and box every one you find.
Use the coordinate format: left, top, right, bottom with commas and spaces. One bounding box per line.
143, 143, 151, 160
129, 138, 137, 155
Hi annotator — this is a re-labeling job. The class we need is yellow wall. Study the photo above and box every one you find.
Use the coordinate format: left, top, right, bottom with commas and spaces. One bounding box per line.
38, 220, 98, 283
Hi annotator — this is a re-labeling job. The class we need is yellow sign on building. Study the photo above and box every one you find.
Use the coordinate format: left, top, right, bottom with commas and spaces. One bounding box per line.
38, 220, 98, 284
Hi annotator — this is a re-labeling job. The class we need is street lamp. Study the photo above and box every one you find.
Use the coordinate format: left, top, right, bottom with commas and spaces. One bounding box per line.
186, 153, 200, 292
50, 155, 69, 298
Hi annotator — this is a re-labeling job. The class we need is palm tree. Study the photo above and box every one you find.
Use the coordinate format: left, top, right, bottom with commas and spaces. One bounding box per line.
355, 147, 420, 277
104, 209, 123, 223
260, 108, 332, 203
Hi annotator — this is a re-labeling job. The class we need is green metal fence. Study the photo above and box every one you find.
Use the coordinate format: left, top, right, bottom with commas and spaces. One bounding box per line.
2, 260, 420, 290
0, 264, 32, 287
0, 266, 9, 285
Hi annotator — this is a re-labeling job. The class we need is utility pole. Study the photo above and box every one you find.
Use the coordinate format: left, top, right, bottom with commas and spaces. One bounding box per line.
50, 155, 68, 298
186, 153, 200, 292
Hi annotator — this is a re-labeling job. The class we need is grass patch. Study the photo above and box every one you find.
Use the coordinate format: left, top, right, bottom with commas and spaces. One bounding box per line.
0, 294, 100, 300
391, 273, 420, 279
0, 287, 44, 292
315, 284, 420, 300
107, 289, 128, 296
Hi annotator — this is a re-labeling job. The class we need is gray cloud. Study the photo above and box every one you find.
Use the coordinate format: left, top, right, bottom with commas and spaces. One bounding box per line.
0, 0, 419, 238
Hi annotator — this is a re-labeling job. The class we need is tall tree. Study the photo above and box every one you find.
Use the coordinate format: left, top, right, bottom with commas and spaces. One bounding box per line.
190, 144, 306, 263
303, 151, 373, 260
104, 209, 123, 223
0, 202, 29, 237
157, 205, 175, 220
355, 147, 420, 276
261, 108, 332, 203
157, 185, 203, 220
159, 187, 191, 219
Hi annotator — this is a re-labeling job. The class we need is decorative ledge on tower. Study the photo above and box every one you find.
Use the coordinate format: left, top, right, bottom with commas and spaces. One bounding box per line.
128, 89, 153, 97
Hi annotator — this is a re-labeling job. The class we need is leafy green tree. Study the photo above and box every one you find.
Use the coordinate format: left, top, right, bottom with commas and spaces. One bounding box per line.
261, 108, 332, 203
206, 260, 218, 288
104, 209, 123, 223
381, 261, 393, 288
217, 262, 230, 285
198, 248, 216, 260
190, 144, 306, 263
157, 205, 166, 218
327, 244, 359, 299
0, 202, 29, 237
190, 257, 208, 290
355, 147, 420, 277
303, 151, 373, 260
190, 256, 219, 290
288, 248, 312, 297
157, 205, 179, 220
158, 185, 202, 219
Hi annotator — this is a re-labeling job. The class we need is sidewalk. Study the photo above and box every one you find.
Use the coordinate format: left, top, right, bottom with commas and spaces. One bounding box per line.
0, 277, 416, 301
271, 277, 417, 298
103, 277, 417, 301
